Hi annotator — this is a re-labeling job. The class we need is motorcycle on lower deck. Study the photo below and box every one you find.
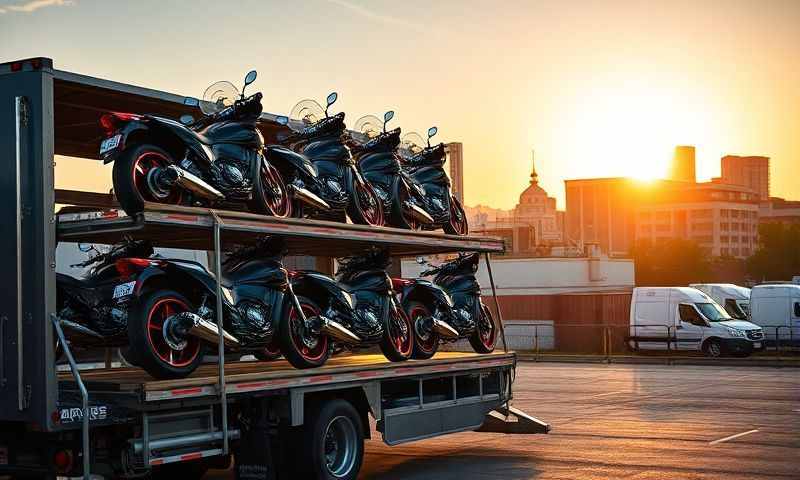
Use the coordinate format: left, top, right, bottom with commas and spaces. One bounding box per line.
100, 70, 291, 219
398, 128, 469, 235
394, 252, 497, 359
278, 248, 414, 369
349, 111, 435, 229
59, 236, 300, 379
263, 93, 384, 226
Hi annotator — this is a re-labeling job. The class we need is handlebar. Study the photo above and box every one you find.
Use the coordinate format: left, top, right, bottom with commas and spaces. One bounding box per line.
193, 92, 263, 130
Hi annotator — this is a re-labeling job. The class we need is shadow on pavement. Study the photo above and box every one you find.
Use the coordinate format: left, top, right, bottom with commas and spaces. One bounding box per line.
360, 448, 540, 479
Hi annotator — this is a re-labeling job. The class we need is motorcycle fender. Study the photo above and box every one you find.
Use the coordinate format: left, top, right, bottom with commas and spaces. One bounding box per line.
402, 282, 453, 313
291, 272, 354, 311
265, 145, 317, 179
133, 264, 217, 301
102, 121, 150, 164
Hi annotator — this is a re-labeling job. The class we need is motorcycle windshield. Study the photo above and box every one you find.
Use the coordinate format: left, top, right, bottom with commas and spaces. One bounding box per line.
399, 132, 425, 160
201, 81, 240, 115
289, 99, 326, 130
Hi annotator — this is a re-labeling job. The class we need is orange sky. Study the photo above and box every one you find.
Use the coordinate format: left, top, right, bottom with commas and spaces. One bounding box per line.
2, 0, 798, 209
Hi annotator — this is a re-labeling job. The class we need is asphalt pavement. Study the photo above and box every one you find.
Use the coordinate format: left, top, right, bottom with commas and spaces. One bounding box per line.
359, 363, 800, 480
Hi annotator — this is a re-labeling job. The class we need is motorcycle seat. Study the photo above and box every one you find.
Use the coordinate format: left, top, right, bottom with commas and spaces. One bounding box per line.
195, 121, 262, 147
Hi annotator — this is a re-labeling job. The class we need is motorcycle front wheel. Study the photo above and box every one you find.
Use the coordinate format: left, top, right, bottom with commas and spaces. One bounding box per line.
406, 301, 439, 359
250, 161, 292, 218
468, 303, 497, 354
390, 181, 422, 230
379, 305, 414, 362
278, 296, 331, 369
347, 177, 384, 226
127, 289, 204, 379
112, 144, 183, 216
443, 195, 469, 236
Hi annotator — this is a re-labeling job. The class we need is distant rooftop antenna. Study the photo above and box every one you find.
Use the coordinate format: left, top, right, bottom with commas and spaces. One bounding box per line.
530, 149, 538, 185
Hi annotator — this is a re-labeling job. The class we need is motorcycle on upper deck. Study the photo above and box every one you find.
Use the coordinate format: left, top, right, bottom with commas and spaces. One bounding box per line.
100, 70, 291, 218
263, 93, 384, 226
398, 128, 469, 235
348, 111, 435, 229
394, 252, 497, 359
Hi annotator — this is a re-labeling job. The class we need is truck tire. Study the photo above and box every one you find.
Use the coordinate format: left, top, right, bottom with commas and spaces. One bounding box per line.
295, 399, 364, 480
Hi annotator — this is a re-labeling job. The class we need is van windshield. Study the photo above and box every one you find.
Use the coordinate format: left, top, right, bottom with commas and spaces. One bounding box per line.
724, 299, 747, 319
696, 302, 732, 322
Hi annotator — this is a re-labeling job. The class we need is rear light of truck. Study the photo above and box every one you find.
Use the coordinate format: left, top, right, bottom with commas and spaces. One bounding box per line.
53, 449, 74, 474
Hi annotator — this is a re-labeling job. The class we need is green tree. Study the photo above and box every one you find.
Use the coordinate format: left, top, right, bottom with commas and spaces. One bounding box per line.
631, 238, 712, 286
746, 223, 800, 281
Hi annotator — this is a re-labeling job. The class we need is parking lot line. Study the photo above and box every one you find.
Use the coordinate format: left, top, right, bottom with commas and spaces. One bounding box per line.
587, 390, 629, 398
709, 429, 759, 445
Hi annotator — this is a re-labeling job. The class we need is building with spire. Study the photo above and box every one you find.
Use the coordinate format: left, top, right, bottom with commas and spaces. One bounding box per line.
512, 151, 563, 243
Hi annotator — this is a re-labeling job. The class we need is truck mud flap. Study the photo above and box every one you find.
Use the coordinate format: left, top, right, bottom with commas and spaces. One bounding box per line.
476, 405, 551, 435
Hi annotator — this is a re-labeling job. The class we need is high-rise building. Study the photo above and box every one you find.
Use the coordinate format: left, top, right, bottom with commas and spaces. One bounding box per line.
669, 146, 696, 182
446, 142, 464, 204
720, 155, 770, 200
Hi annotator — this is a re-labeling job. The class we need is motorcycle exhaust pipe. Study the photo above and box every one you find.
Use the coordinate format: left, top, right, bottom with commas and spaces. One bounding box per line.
432, 318, 460, 339
289, 184, 331, 210
165, 165, 225, 200
184, 314, 240, 348
405, 201, 435, 224
319, 316, 361, 344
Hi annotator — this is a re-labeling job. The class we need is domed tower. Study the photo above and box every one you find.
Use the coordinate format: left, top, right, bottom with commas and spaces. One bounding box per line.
513, 150, 562, 243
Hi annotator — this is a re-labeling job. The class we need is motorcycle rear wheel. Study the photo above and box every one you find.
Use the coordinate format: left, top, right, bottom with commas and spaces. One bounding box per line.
379, 306, 414, 362
443, 195, 469, 236
468, 303, 497, 354
127, 289, 204, 379
112, 144, 182, 216
278, 296, 331, 369
250, 161, 292, 218
406, 301, 439, 360
347, 177, 384, 226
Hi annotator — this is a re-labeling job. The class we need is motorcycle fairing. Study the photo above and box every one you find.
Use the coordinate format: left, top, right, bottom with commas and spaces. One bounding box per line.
290, 271, 356, 311
410, 165, 452, 190
265, 145, 318, 179
339, 269, 391, 295
400, 280, 453, 312
102, 115, 212, 165
199, 121, 264, 149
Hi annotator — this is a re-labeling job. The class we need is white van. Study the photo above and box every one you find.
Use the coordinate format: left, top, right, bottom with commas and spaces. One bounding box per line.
629, 287, 764, 357
689, 283, 751, 320
748, 284, 800, 349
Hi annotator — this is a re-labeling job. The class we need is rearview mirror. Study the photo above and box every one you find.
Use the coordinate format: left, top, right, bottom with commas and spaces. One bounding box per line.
383, 110, 394, 132
179, 114, 194, 125
427, 126, 438, 147
78, 243, 94, 253
244, 70, 257, 86
325, 92, 338, 117
276, 115, 289, 125
184, 97, 200, 107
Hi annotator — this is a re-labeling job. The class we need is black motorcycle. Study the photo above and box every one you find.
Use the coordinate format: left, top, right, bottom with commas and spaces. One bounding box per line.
394, 252, 496, 359
349, 112, 435, 229
399, 128, 469, 235
279, 248, 413, 369
263, 93, 384, 226
100, 70, 291, 218
58, 237, 300, 379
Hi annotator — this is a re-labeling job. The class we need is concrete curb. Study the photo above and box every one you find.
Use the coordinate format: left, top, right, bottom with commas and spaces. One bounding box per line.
516, 353, 800, 367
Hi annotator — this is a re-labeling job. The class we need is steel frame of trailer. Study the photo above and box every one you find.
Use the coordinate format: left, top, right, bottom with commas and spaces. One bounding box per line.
0, 57, 545, 480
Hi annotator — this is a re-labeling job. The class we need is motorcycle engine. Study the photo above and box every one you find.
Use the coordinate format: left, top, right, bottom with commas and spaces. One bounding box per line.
429, 195, 446, 215
211, 158, 251, 198
353, 303, 383, 342
232, 300, 274, 344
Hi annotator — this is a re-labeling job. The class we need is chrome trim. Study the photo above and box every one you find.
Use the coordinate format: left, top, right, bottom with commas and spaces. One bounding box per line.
15, 96, 24, 410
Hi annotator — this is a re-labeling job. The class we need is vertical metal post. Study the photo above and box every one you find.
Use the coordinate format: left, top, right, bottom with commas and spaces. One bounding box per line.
51, 315, 90, 480
211, 211, 229, 454
484, 253, 508, 353
533, 325, 539, 361
15, 96, 25, 411
142, 412, 150, 467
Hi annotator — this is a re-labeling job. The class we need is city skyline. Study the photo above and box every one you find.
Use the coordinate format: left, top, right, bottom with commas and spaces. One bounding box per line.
2, 0, 799, 209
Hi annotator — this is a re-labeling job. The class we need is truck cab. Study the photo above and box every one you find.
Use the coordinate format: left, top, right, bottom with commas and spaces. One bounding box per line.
749, 284, 800, 349
629, 287, 765, 357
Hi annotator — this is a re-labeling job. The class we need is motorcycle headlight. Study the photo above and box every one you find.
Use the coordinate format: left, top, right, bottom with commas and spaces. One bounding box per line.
726, 328, 745, 338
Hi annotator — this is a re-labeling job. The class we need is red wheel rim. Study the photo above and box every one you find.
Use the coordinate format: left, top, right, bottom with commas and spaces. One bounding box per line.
356, 181, 384, 226
479, 305, 497, 350
260, 163, 292, 218
131, 151, 182, 204
449, 198, 468, 235
389, 308, 413, 358
146, 298, 201, 368
288, 302, 328, 362
410, 305, 437, 354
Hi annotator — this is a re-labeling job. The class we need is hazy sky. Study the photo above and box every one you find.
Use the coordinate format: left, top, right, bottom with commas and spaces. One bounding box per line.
2, 0, 798, 209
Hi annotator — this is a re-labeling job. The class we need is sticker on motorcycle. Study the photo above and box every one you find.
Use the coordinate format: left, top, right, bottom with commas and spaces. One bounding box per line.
100, 134, 122, 155
113, 281, 136, 299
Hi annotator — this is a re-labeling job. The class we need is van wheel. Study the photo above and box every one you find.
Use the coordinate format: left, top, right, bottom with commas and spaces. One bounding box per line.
703, 339, 723, 357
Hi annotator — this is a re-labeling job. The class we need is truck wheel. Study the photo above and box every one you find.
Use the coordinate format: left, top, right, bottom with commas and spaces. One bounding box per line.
469, 304, 497, 354
703, 339, 723, 357
279, 296, 331, 369
295, 399, 364, 480
150, 459, 208, 480
407, 301, 439, 359
112, 144, 182, 216
128, 290, 204, 379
